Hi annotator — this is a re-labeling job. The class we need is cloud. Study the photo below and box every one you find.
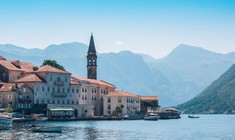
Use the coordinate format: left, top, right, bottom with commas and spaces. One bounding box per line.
116, 41, 124, 45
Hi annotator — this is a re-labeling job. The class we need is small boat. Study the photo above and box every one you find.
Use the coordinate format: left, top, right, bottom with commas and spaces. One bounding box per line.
33, 114, 48, 121
188, 115, 199, 118
158, 108, 181, 119
144, 113, 159, 121
32, 126, 62, 133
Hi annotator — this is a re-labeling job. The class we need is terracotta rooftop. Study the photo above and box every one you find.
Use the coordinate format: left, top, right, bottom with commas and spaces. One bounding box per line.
72, 76, 115, 88
0, 56, 6, 60
0, 83, 15, 92
70, 77, 80, 85
0, 60, 23, 71
140, 96, 158, 101
106, 91, 138, 97
13, 74, 44, 83
0, 59, 34, 72
36, 65, 71, 74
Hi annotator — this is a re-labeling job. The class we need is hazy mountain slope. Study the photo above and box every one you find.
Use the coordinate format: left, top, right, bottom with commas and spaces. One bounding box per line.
98, 51, 175, 105
142, 44, 235, 103
177, 64, 235, 114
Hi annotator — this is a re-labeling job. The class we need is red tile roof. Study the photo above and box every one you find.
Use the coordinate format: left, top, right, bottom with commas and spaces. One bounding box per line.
0, 83, 15, 92
36, 65, 70, 74
0, 60, 23, 71
72, 76, 115, 88
140, 96, 158, 101
106, 91, 138, 97
0, 59, 35, 72
13, 74, 44, 83
70, 77, 80, 85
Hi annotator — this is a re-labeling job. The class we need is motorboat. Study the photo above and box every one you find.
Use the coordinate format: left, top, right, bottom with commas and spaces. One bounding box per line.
157, 108, 181, 119
32, 126, 62, 133
188, 115, 199, 118
144, 113, 159, 121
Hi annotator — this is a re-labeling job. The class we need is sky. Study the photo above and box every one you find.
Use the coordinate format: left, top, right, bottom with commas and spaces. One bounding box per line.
0, 0, 234, 58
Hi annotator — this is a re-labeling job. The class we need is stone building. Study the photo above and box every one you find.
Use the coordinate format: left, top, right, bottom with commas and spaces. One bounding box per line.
0, 82, 34, 113
103, 91, 141, 116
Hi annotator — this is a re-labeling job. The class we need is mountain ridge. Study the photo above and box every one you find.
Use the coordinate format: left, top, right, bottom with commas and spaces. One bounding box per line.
1, 43, 235, 106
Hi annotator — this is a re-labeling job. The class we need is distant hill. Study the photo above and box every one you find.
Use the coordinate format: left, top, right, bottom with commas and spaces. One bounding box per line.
177, 64, 235, 114
0, 43, 235, 106
142, 44, 235, 103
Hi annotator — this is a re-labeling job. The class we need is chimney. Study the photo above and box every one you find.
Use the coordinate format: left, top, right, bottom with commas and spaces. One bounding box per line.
11, 60, 21, 68
33, 66, 38, 71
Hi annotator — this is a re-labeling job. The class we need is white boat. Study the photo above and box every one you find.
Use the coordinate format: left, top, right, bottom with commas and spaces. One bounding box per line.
32, 126, 62, 133
144, 113, 159, 121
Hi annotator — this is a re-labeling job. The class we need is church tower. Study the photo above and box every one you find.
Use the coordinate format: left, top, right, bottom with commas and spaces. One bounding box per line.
87, 33, 97, 79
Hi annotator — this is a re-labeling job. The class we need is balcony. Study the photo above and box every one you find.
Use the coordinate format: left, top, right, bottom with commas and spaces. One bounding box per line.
54, 81, 64, 86
52, 92, 67, 97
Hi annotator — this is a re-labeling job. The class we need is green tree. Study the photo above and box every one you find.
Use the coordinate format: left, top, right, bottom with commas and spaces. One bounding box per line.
42, 60, 65, 71
4, 108, 13, 113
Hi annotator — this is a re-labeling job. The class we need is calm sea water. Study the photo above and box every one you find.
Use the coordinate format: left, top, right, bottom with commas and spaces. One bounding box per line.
1, 115, 235, 140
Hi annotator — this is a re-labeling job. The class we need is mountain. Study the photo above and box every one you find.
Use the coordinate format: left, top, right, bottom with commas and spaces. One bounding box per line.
176, 64, 235, 114
142, 44, 235, 103
1, 43, 235, 106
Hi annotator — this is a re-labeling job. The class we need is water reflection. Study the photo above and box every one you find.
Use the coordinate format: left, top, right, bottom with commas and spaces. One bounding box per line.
1, 115, 235, 140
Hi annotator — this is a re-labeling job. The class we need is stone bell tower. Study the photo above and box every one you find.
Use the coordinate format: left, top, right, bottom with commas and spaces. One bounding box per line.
87, 33, 97, 79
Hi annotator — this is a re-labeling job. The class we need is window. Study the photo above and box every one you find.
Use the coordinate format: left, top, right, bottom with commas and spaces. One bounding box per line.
23, 87, 26, 93
50, 77, 52, 81
57, 87, 60, 92
47, 87, 50, 92
82, 87, 84, 92
65, 78, 67, 82
82, 95, 84, 100
0, 95, 2, 98
118, 97, 122, 103
58, 77, 60, 81
76, 101, 79, 104
72, 101, 74, 104
52, 100, 55, 104
63, 88, 65, 92
108, 97, 111, 103
57, 100, 60, 104
53, 88, 55, 92
76, 89, 79, 93
42, 87, 44, 92
85, 88, 87, 92
92, 96, 94, 100
8, 95, 12, 99
67, 88, 70, 92
62, 100, 65, 104
108, 104, 111, 110
42, 100, 44, 104
92, 88, 94, 93
72, 89, 74, 93
85, 96, 87, 100
47, 100, 50, 104
67, 100, 70, 104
